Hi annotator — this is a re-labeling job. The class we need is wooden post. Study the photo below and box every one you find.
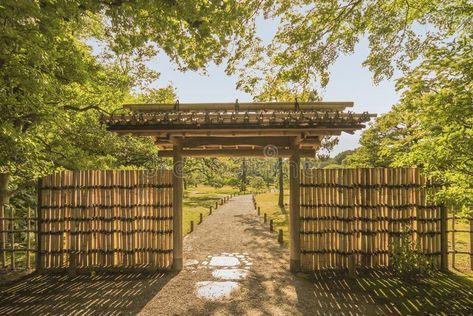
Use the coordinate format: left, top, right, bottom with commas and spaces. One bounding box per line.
270, 219, 274, 232
190, 221, 194, 233
36, 178, 43, 272
440, 206, 448, 271
173, 139, 183, 271
215, 201, 218, 209
10, 207, 14, 270
289, 137, 301, 272
257, 207, 261, 216
209, 206, 212, 215
264, 213, 267, 223
278, 229, 284, 244
452, 214, 456, 269
199, 213, 203, 224
0, 205, 5, 268
470, 216, 473, 271
26, 208, 31, 270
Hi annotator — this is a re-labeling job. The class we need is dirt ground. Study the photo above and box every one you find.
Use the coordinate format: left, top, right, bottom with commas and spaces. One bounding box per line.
0, 195, 471, 315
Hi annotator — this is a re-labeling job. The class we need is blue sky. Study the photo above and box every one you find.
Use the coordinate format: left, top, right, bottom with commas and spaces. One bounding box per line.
146, 18, 400, 155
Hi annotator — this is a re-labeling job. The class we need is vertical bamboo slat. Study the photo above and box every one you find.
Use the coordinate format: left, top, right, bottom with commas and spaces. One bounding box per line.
35, 169, 173, 271
298, 167, 443, 272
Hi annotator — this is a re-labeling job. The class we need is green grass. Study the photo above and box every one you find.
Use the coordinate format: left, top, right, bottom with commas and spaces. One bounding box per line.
183, 185, 240, 235
255, 190, 290, 246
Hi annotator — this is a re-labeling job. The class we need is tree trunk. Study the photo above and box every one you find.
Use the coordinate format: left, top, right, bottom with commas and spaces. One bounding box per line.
278, 158, 284, 207
240, 158, 247, 192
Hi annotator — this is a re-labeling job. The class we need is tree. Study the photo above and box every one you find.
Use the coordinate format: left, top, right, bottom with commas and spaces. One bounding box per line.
346, 36, 473, 210
231, 0, 472, 96
0, 0, 263, 205
278, 158, 284, 207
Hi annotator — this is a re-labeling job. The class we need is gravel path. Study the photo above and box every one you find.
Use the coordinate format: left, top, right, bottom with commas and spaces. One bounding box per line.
139, 195, 389, 315
0, 194, 395, 315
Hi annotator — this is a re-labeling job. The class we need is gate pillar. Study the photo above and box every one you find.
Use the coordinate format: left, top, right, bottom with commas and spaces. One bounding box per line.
289, 138, 301, 272
173, 139, 184, 270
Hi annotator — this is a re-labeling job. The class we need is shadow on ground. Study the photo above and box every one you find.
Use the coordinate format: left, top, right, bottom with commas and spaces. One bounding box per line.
0, 271, 176, 315
182, 213, 473, 315
2, 202, 473, 315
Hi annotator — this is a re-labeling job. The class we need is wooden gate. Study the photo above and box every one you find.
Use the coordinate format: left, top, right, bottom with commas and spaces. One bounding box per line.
37, 170, 173, 271
300, 168, 446, 271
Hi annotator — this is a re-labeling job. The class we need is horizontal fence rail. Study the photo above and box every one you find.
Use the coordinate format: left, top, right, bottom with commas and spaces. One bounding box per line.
37, 169, 173, 271
300, 168, 446, 271
0, 206, 37, 271
448, 214, 473, 272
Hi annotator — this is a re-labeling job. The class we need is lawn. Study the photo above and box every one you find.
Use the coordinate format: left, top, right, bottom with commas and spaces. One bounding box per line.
183, 185, 240, 235
254, 190, 290, 245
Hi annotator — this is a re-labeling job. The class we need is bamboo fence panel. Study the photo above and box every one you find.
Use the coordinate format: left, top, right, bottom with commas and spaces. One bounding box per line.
300, 167, 443, 271
37, 169, 173, 270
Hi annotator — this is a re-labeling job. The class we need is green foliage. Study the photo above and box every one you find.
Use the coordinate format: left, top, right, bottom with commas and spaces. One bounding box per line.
345, 37, 473, 210
0, 0, 261, 200
390, 227, 434, 283
231, 0, 472, 97
248, 176, 267, 190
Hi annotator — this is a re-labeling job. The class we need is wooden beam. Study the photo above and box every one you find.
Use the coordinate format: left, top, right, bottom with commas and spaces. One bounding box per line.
158, 148, 317, 158
289, 137, 301, 272
161, 136, 293, 148
124, 101, 354, 112
172, 139, 183, 271
114, 129, 347, 137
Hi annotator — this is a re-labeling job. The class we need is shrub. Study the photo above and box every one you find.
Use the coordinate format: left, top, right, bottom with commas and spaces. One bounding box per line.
248, 176, 266, 191
390, 226, 434, 283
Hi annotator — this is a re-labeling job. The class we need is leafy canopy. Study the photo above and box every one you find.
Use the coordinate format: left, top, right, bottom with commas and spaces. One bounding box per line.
346, 37, 473, 210
0, 0, 261, 195
231, 0, 472, 97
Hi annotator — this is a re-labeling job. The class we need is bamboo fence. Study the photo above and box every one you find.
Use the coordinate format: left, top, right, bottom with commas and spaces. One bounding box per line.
0, 206, 36, 270
36, 169, 173, 271
300, 167, 445, 271
0, 167, 471, 274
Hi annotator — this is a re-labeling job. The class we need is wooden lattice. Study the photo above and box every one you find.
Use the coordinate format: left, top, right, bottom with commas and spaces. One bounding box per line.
300, 168, 443, 271
38, 170, 173, 270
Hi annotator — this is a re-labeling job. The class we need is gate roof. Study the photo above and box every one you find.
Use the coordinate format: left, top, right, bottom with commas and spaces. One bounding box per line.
104, 101, 376, 157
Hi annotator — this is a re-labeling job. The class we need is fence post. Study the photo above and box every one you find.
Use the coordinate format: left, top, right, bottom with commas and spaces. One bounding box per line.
209, 206, 212, 215
452, 214, 456, 269
278, 229, 283, 244
10, 207, 15, 270
470, 216, 473, 271
264, 213, 267, 224
36, 178, 43, 272
199, 213, 203, 224
190, 220, 194, 233
0, 205, 5, 268
215, 201, 218, 209
26, 207, 31, 270
257, 207, 260, 216
440, 206, 448, 271
269, 219, 273, 232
